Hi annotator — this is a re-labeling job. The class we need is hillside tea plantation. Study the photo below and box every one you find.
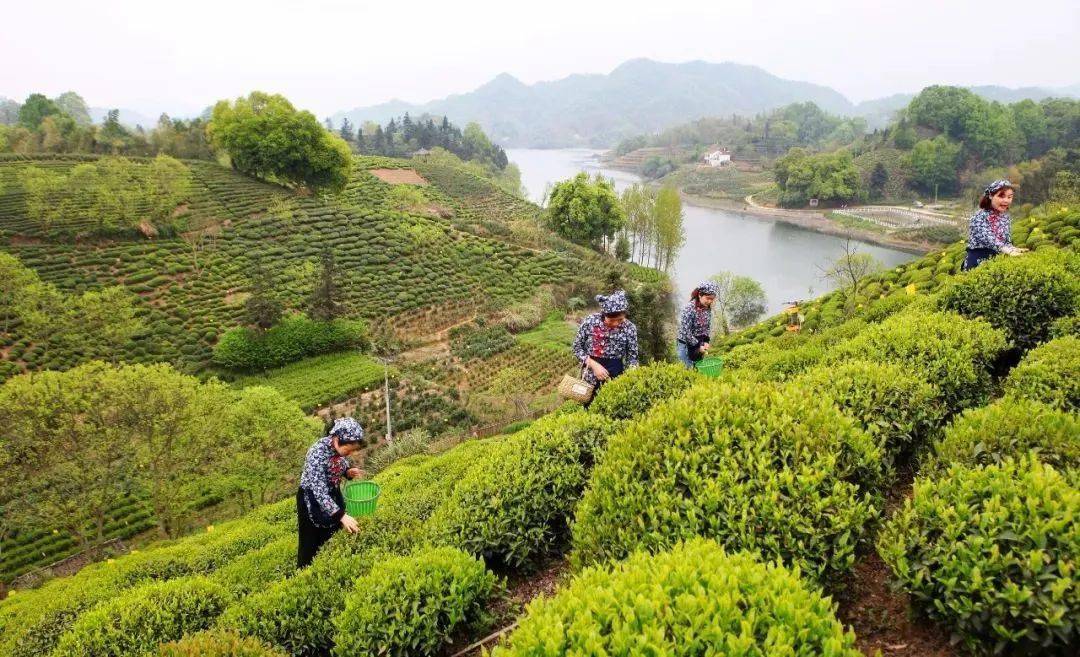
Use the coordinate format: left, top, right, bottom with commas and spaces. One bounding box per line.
0, 155, 1077, 657
0, 154, 604, 378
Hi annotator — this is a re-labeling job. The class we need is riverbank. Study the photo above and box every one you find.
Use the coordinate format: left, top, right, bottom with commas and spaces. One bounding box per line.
679, 191, 937, 255
600, 156, 940, 255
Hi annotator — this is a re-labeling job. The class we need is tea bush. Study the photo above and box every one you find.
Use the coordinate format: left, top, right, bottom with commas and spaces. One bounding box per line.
213, 315, 369, 371
425, 412, 617, 567
828, 309, 1006, 413
52, 576, 232, 657
1050, 313, 1080, 338
493, 538, 860, 657
792, 359, 944, 460
879, 458, 1079, 655
940, 248, 1080, 351
722, 340, 825, 382
158, 631, 288, 657
1003, 336, 1080, 412
588, 362, 699, 421
572, 381, 882, 581
928, 398, 1080, 473
332, 547, 496, 657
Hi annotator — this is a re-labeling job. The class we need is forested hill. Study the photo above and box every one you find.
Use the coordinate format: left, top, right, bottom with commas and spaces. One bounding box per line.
332, 58, 1078, 147
0, 153, 610, 379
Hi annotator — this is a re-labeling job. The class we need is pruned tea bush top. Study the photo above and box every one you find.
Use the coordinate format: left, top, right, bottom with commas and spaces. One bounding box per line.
331, 547, 496, 657
941, 247, 1080, 351
1003, 335, 1080, 412
572, 380, 883, 581
928, 397, 1080, 473
588, 361, 699, 421
494, 538, 861, 657
878, 457, 1079, 655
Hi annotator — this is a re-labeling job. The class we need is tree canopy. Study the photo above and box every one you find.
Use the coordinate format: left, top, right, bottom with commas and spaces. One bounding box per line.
774, 148, 860, 207
208, 92, 353, 193
544, 172, 626, 248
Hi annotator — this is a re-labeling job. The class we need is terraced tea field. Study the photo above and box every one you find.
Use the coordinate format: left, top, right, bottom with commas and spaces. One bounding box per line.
0, 154, 608, 378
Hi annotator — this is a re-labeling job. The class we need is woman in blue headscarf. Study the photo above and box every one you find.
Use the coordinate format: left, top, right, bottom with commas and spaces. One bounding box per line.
572, 290, 639, 399
296, 417, 366, 567
963, 179, 1026, 271
676, 281, 718, 369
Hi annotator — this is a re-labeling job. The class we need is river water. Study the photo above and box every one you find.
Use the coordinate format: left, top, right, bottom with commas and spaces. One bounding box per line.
508, 148, 916, 315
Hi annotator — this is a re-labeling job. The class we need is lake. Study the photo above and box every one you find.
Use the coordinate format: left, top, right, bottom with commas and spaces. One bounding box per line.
508, 148, 916, 315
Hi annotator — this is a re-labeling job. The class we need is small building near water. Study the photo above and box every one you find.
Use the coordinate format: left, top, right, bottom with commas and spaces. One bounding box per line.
703, 148, 731, 167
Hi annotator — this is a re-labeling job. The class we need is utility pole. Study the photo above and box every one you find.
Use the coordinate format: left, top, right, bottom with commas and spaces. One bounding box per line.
381, 356, 393, 444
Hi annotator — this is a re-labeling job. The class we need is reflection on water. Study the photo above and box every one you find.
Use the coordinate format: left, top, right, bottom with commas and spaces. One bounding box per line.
507, 148, 916, 315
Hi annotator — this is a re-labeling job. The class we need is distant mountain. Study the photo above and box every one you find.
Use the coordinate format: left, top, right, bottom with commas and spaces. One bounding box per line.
332, 59, 856, 148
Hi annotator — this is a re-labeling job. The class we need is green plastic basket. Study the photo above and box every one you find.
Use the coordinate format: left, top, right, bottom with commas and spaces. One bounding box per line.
696, 356, 724, 378
343, 481, 380, 517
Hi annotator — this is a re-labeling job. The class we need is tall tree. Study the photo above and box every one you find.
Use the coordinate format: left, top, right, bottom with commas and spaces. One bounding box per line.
208, 92, 352, 193
544, 172, 626, 249
652, 186, 686, 271
53, 91, 92, 125
309, 250, 342, 321
709, 271, 768, 334
17, 93, 60, 129
339, 117, 354, 142
245, 261, 282, 330
820, 240, 883, 313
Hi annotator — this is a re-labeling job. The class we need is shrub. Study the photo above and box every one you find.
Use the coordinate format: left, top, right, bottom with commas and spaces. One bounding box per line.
158, 631, 288, 657
425, 413, 617, 568
829, 309, 1006, 412
52, 576, 231, 657
1050, 313, 1080, 338
211, 536, 296, 595
878, 458, 1079, 655
588, 362, 698, 421
722, 340, 825, 382
792, 359, 944, 460
571, 381, 882, 581
929, 398, 1080, 473
218, 440, 497, 656
364, 428, 436, 475
1003, 336, 1080, 412
493, 538, 860, 657
213, 315, 368, 371
940, 248, 1080, 351
332, 547, 497, 657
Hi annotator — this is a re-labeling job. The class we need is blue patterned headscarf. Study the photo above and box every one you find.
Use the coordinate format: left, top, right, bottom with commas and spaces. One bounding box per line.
696, 281, 719, 297
984, 179, 1014, 197
330, 417, 365, 444
596, 290, 629, 315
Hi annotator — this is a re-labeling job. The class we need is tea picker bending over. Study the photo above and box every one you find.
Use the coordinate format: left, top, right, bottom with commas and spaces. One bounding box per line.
676, 281, 718, 369
296, 417, 365, 568
572, 290, 639, 402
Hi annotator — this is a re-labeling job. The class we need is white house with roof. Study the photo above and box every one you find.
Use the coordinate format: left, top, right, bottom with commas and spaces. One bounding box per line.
703, 148, 731, 167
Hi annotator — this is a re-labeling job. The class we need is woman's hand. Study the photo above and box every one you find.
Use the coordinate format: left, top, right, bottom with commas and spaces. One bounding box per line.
346, 467, 364, 480
588, 359, 610, 381
340, 514, 359, 534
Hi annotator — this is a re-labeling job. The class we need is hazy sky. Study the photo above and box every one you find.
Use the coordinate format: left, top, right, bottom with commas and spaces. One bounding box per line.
3, 0, 1078, 118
